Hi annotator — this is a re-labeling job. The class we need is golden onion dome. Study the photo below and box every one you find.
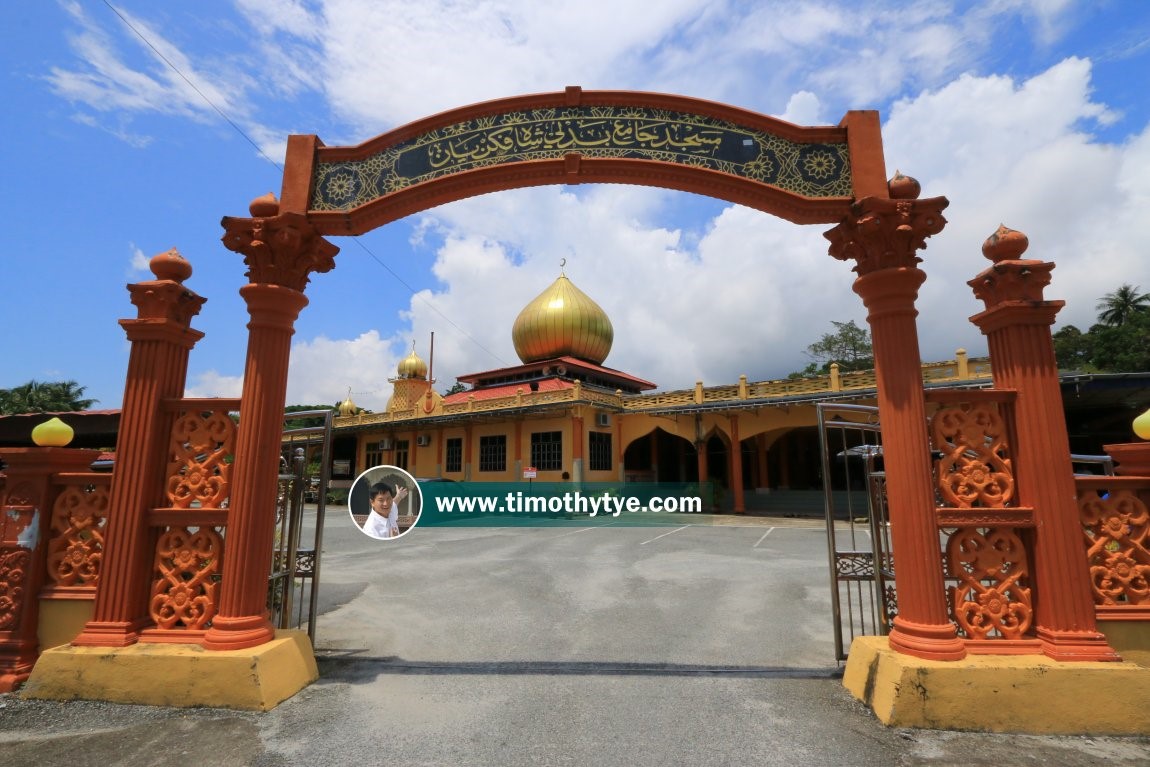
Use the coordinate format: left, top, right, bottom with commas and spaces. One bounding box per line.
337, 389, 358, 417
397, 343, 428, 379
512, 272, 613, 365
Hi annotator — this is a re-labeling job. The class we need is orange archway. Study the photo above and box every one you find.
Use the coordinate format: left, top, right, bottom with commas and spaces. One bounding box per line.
276, 87, 888, 231
50, 89, 1119, 700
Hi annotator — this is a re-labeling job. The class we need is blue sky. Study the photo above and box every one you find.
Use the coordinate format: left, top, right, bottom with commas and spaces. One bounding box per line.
3, 1, 1149, 412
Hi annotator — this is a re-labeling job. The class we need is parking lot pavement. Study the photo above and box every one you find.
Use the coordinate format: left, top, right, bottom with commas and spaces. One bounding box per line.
2, 521, 1148, 766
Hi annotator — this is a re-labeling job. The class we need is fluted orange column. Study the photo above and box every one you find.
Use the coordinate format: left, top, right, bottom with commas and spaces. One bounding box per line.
73, 250, 205, 647
203, 194, 337, 651
729, 415, 745, 513
825, 177, 965, 661
969, 226, 1118, 662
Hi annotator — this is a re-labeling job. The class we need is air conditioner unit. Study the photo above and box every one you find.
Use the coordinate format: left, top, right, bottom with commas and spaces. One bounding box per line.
595, 413, 611, 428
379, 438, 394, 450
416, 435, 431, 447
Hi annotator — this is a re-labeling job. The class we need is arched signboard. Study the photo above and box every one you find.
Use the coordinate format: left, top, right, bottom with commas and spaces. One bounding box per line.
278, 86, 889, 233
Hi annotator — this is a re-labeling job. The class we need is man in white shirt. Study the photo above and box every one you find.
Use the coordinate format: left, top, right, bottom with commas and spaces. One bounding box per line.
362, 481, 409, 539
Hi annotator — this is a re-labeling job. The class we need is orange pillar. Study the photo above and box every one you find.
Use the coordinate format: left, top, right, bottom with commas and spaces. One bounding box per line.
0, 448, 100, 688
968, 226, 1118, 662
73, 250, 206, 647
203, 194, 337, 651
825, 183, 965, 661
757, 435, 770, 490
572, 415, 585, 483
729, 415, 745, 513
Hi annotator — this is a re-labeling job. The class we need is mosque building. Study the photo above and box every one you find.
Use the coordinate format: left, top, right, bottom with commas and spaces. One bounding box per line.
327, 268, 996, 513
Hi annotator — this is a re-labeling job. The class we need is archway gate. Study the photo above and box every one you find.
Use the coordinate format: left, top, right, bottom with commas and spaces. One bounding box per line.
20, 88, 1124, 711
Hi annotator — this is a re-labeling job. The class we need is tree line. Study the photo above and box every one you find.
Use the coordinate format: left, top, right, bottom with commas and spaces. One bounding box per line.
793, 283, 1149, 377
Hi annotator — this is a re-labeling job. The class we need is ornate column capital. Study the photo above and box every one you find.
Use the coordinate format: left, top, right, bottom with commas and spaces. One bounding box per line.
221, 193, 339, 291
968, 224, 1059, 310
125, 248, 206, 326
824, 174, 948, 275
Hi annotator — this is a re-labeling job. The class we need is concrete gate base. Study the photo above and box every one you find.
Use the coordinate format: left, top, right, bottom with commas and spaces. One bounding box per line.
19, 630, 317, 711
843, 636, 1150, 735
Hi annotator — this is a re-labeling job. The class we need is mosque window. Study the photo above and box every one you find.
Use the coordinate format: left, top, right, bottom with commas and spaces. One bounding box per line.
531, 431, 563, 471
479, 435, 506, 472
365, 445, 383, 469
589, 432, 612, 472
445, 437, 463, 473
395, 439, 410, 470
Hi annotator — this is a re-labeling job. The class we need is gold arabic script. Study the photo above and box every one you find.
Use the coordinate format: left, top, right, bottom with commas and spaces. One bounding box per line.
419, 118, 734, 170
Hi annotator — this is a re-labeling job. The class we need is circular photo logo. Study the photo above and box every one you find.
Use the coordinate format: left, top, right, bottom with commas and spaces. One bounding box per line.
348, 465, 423, 540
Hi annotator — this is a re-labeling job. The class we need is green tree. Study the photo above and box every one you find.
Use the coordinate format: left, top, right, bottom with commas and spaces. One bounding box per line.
442, 382, 467, 396
1089, 312, 1150, 372
284, 404, 337, 430
0, 380, 97, 414
1095, 283, 1150, 327
1052, 325, 1094, 371
801, 320, 873, 374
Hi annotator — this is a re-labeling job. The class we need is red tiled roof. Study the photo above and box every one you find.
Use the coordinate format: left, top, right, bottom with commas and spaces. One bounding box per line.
456, 356, 656, 390
443, 378, 574, 405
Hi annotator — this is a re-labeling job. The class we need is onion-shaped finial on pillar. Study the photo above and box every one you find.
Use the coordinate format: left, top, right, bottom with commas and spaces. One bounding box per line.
249, 192, 280, 218
887, 170, 921, 200
1134, 407, 1150, 441
149, 247, 193, 283
31, 416, 74, 447
981, 224, 1030, 263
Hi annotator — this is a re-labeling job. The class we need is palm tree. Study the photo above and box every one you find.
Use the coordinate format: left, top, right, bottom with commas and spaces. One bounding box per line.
1096, 283, 1150, 327
0, 380, 97, 414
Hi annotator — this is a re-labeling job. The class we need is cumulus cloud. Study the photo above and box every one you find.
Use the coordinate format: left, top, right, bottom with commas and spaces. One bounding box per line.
63, 1, 1147, 404
127, 243, 150, 277
186, 330, 408, 411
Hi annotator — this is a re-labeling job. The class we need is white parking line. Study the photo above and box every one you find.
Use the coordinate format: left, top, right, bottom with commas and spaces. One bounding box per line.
552, 522, 619, 538
639, 525, 690, 545
752, 528, 776, 548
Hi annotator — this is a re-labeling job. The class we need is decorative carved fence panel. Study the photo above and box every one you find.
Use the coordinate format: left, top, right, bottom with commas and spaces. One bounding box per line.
142, 398, 239, 642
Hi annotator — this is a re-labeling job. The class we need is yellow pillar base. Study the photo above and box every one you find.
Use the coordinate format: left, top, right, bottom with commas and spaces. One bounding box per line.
843, 635, 1150, 735
19, 629, 318, 711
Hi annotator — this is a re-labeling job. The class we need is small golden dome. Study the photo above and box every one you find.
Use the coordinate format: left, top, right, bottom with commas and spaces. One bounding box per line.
512, 272, 613, 365
337, 388, 358, 417
397, 343, 428, 379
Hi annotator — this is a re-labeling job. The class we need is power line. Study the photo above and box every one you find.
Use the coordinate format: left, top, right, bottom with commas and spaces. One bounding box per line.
101, 0, 510, 368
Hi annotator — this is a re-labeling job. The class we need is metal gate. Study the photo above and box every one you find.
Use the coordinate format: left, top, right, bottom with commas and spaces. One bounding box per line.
268, 408, 333, 644
817, 403, 896, 661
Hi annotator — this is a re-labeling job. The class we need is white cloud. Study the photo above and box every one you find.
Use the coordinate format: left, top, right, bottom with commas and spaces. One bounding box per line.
184, 369, 244, 400
186, 330, 408, 411
127, 243, 150, 277
302, 55, 1150, 395
54, 3, 1150, 405
882, 56, 1144, 341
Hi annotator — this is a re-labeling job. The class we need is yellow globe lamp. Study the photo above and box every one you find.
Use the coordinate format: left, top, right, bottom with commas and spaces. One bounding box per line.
1133, 407, 1150, 441
31, 416, 75, 447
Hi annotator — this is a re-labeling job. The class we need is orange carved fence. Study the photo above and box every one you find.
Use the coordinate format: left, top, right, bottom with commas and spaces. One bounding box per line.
43, 472, 110, 599
925, 388, 1040, 652
141, 398, 238, 642
1076, 475, 1150, 621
